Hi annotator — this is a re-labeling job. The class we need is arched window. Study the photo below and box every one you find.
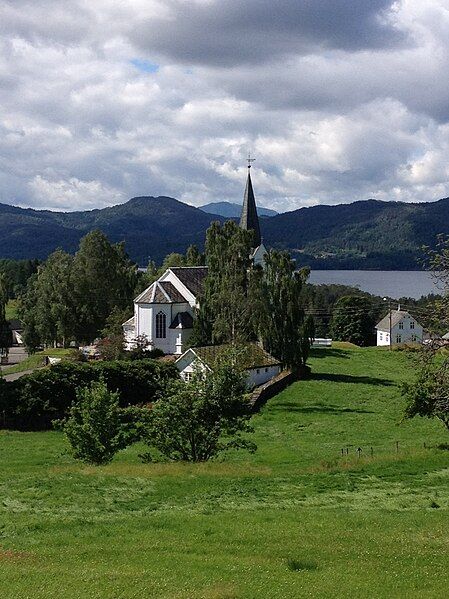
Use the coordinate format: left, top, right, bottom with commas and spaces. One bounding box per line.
155, 311, 166, 339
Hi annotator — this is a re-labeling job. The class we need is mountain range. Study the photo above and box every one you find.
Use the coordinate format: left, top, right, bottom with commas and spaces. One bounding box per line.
1, 195, 449, 269
199, 201, 278, 218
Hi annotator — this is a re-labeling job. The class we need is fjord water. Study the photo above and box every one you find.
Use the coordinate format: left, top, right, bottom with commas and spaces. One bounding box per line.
309, 270, 442, 299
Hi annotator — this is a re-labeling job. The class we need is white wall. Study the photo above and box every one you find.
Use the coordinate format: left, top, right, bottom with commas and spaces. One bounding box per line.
246, 365, 281, 388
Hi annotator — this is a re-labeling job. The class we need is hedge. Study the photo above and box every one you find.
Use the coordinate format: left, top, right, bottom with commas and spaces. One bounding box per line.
0, 359, 178, 430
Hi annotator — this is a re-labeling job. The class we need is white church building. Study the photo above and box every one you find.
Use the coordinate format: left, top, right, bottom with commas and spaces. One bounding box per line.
123, 165, 267, 355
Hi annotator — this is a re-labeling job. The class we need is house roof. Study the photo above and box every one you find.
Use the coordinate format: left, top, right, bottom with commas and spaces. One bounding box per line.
8, 319, 23, 331
135, 280, 189, 304
177, 342, 281, 371
239, 169, 261, 247
375, 310, 415, 332
122, 316, 135, 327
442, 332, 449, 340
169, 267, 208, 296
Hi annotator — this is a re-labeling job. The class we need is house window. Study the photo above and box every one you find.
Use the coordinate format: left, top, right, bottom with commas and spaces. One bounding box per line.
396, 334, 402, 343
265, 367, 268, 373
155, 311, 166, 338
410, 321, 415, 329
398, 322, 404, 330
184, 372, 193, 382
256, 369, 260, 374
379, 333, 383, 341
411, 334, 417, 342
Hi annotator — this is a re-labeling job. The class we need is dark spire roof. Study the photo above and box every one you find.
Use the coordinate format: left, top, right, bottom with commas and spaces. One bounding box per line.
239, 168, 261, 247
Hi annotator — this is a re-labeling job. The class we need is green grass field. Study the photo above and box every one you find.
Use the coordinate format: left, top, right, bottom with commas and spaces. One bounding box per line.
1, 346, 448, 598
2, 348, 73, 375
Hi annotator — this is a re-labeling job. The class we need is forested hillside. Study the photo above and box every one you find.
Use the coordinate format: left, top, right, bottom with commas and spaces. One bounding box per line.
1, 195, 449, 268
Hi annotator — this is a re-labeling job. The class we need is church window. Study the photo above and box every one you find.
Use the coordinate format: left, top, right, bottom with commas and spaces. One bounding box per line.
156, 311, 166, 338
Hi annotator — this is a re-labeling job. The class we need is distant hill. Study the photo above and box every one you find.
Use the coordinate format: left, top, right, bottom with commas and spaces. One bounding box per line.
200, 201, 278, 218
0, 197, 224, 264
1, 195, 449, 268
263, 198, 449, 269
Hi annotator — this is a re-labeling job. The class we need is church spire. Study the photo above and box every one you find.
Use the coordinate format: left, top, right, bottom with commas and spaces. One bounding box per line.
239, 154, 261, 247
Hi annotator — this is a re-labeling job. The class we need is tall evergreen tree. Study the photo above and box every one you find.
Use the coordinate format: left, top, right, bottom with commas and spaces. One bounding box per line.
72, 231, 137, 343
193, 221, 258, 345
259, 251, 311, 369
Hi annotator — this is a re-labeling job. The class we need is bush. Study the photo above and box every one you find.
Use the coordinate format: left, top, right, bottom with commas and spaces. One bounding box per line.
62, 380, 134, 465
142, 357, 256, 462
3, 359, 178, 430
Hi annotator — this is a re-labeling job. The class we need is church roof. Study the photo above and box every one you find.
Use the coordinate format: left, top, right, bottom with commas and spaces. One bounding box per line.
239, 169, 261, 247
135, 280, 188, 304
169, 267, 208, 296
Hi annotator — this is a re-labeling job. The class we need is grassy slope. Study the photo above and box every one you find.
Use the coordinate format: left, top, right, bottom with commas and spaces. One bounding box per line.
1, 349, 73, 375
0, 347, 448, 598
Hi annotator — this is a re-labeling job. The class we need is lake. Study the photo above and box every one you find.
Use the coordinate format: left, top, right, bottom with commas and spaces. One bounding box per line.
308, 270, 443, 299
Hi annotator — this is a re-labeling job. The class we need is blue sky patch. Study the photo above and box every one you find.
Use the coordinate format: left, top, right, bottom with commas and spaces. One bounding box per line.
130, 59, 159, 73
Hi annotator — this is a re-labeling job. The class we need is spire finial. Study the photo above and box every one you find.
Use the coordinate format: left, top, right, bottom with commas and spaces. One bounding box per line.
247, 151, 256, 169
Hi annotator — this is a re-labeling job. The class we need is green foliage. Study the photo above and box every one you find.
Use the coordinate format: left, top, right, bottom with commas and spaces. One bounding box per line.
193, 221, 259, 345
71, 231, 137, 343
0, 258, 38, 298
0, 273, 13, 355
62, 380, 133, 465
1, 359, 178, 430
403, 360, 449, 432
144, 354, 255, 461
331, 295, 376, 346
259, 251, 311, 368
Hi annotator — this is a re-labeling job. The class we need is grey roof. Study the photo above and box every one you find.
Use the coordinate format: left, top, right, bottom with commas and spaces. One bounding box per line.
442, 332, 449, 340
177, 342, 281, 370
135, 280, 188, 304
169, 312, 194, 329
375, 310, 415, 332
8, 319, 23, 331
239, 169, 261, 247
169, 267, 208, 296
122, 316, 135, 327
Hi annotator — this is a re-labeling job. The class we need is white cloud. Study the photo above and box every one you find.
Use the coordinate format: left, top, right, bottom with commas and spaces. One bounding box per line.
1, 0, 449, 213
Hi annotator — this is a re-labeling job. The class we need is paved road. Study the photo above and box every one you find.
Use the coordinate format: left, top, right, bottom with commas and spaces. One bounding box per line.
2, 369, 38, 382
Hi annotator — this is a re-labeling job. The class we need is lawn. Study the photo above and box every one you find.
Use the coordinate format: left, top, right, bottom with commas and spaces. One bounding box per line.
0, 346, 448, 598
2, 348, 74, 375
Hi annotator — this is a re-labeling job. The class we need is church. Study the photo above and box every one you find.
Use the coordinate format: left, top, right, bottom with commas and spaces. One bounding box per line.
123, 166, 267, 355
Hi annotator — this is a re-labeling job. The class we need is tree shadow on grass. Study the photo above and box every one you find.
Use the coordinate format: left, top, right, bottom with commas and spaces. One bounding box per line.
312, 373, 395, 387
310, 348, 352, 359
271, 403, 375, 414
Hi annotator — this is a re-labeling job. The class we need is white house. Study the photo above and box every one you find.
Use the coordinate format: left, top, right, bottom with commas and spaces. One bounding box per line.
175, 343, 282, 388
123, 164, 268, 355
375, 309, 423, 346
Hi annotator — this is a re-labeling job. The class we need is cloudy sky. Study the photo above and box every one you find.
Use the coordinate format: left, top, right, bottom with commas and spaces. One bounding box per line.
1, 0, 449, 213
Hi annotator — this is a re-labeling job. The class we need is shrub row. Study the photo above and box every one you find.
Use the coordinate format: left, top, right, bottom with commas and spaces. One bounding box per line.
0, 359, 178, 430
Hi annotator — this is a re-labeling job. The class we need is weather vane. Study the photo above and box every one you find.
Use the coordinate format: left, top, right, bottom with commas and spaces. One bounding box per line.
247, 151, 256, 169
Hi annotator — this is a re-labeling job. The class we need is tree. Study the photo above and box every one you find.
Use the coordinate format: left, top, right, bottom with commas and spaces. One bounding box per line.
62, 380, 133, 465
0, 273, 13, 359
185, 244, 204, 266
193, 221, 258, 345
330, 295, 376, 346
259, 250, 312, 369
72, 231, 138, 343
403, 361, 449, 432
143, 351, 255, 462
